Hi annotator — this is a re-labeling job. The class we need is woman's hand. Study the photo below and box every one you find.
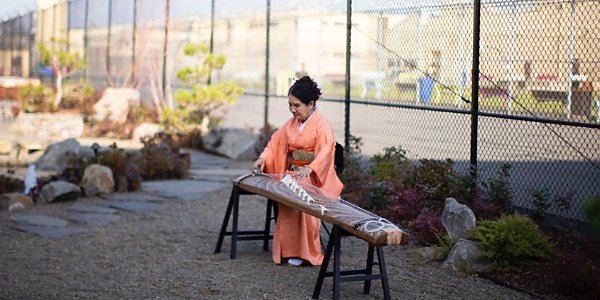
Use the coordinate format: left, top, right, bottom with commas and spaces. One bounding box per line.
252, 158, 266, 173
294, 166, 313, 179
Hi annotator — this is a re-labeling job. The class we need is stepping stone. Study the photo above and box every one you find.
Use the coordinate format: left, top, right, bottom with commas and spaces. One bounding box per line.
142, 180, 227, 201
104, 201, 164, 212
67, 203, 118, 214
185, 150, 231, 169
9, 214, 68, 228
11, 224, 88, 239
67, 211, 120, 226
106, 192, 165, 203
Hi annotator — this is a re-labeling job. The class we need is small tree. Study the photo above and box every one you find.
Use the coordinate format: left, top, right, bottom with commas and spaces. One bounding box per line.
162, 43, 243, 133
38, 38, 85, 107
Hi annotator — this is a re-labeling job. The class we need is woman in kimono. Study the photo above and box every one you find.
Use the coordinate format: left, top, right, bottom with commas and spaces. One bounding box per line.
252, 76, 343, 266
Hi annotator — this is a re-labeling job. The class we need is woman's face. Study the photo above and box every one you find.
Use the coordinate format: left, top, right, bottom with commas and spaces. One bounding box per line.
288, 95, 314, 122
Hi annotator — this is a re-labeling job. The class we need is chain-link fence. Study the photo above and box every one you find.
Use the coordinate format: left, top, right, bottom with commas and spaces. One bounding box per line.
0, 0, 598, 225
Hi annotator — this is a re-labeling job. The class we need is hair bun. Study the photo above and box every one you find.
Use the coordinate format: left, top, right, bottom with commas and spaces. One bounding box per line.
288, 75, 322, 103
297, 76, 313, 83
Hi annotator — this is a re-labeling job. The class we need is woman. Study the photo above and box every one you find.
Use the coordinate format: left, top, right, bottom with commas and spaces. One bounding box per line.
252, 76, 343, 266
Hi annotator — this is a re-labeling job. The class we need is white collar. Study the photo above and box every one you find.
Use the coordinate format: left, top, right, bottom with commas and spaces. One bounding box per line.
298, 108, 316, 132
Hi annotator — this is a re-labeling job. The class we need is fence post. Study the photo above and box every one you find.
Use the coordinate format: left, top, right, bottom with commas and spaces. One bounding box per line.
67, 2, 71, 52
208, 0, 214, 85
83, 0, 89, 81
132, 0, 137, 82
162, 0, 170, 105
344, 0, 352, 152
106, 0, 113, 84
264, 0, 271, 128
29, 13, 34, 78
470, 0, 481, 179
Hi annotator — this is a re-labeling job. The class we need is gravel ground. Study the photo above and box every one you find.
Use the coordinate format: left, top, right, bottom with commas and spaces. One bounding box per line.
1, 162, 540, 299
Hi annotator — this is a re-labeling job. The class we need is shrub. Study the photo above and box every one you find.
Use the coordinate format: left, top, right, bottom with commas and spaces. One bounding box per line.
487, 163, 513, 213
583, 196, 600, 235
388, 186, 426, 221
469, 214, 555, 270
61, 81, 95, 110
531, 188, 552, 221
409, 208, 445, 244
369, 146, 412, 185
408, 158, 457, 211
366, 182, 389, 210
97, 143, 134, 192
20, 84, 55, 113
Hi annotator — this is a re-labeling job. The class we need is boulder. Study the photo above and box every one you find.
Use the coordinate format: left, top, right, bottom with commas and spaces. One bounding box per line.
38, 181, 81, 204
0, 193, 34, 211
203, 128, 260, 161
442, 239, 490, 273
441, 197, 476, 241
36, 138, 81, 173
93, 87, 140, 124
81, 164, 115, 195
132, 123, 161, 141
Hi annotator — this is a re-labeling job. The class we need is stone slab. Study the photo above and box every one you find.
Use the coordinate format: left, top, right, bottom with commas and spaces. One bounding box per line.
141, 180, 227, 201
67, 203, 118, 214
185, 149, 231, 169
106, 192, 165, 203
9, 214, 68, 228
104, 201, 164, 213
11, 224, 88, 239
67, 211, 120, 226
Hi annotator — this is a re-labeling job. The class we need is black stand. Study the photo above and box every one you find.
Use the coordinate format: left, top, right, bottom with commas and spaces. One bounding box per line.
312, 225, 391, 300
214, 184, 276, 259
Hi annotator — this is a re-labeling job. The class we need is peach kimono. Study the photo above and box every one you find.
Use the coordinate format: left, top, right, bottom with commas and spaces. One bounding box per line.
259, 109, 343, 265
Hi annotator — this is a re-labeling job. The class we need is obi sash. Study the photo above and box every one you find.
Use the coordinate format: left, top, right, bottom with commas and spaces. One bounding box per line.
287, 146, 315, 171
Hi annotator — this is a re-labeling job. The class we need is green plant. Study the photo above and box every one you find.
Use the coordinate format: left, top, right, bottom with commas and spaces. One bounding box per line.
366, 182, 389, 210
583, 196, 600, 235
433, 233, 456, 259
162, 43, 243, 133
531, 188, 552, 221
487, 164, 513, 214
38, 38, 86, 107
469, 214, 555, 270
19, 84, 55, 113
408, 159, 457, 211
61, 80, 95, 110
369, 146, 412, 185
97, 143, 131, 192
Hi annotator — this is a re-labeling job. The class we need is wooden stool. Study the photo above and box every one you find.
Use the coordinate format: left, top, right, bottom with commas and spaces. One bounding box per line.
214, 183, 277, 259
312, 225, 391, 300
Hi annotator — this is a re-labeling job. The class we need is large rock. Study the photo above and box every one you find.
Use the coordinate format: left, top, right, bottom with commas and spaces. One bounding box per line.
36, 138, 81, 173
203, 128, 260, 161
38, 181, 81, 204
80, 164, 115, 195
132, 123, 160, 141
93, 87, 140, 124
441, 197, 476, 241
442, 239, 490, 273
11, 113, 84, 141
0, 193, 34, 211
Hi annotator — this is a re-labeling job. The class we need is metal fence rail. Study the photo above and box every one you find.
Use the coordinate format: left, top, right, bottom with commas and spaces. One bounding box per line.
0, 0, 598, 223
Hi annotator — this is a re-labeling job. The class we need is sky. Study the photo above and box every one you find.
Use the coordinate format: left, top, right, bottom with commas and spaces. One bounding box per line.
0, 0, 37, 20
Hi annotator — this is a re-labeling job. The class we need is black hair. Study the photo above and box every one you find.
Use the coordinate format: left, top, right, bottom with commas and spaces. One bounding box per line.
288, 76, 321, 105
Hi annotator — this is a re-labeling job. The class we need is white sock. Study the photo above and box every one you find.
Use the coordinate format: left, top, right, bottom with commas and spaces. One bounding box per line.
287, 258, 303, 266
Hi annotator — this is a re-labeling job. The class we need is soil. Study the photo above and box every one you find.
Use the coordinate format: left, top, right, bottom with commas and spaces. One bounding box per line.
1, 184, 537, 299
483, 224, 600, 299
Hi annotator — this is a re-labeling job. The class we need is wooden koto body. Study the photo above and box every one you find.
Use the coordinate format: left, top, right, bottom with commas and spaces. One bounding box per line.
235, 173, 406, 247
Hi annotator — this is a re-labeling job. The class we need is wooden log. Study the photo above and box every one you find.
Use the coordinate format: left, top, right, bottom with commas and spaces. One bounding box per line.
236, 173, 407, 247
